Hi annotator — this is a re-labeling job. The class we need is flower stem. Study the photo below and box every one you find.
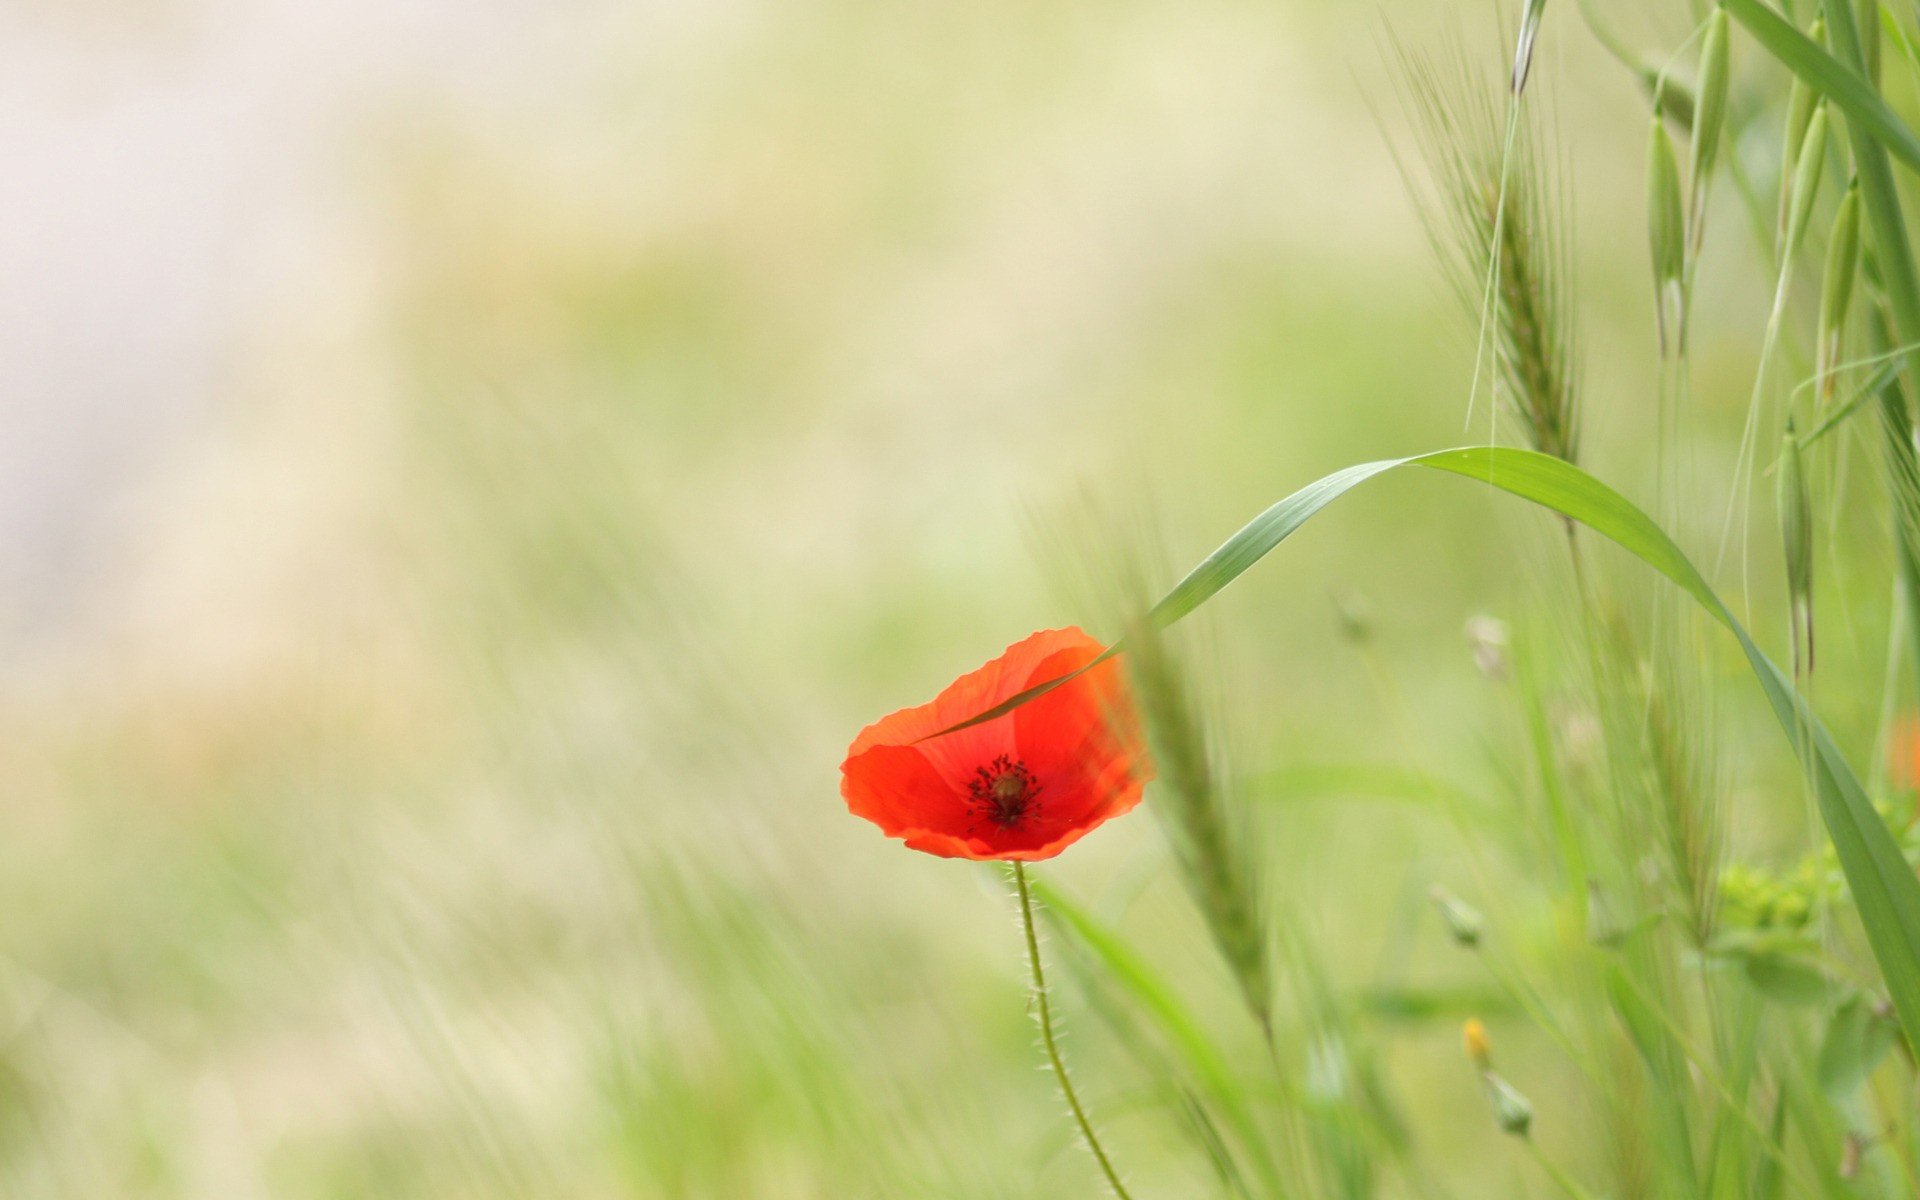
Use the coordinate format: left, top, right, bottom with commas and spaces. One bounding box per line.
1012, 861, 1134, 1199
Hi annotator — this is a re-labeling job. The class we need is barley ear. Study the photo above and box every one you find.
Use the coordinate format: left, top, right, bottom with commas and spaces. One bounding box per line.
1394, 42, 1579, 463
1122, 614, 1271, 1034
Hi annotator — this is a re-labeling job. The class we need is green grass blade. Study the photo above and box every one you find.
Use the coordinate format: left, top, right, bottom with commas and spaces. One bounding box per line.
1722, 0, 1920, 175
1146, 461, 1404, 629
922, 462, 1403, 736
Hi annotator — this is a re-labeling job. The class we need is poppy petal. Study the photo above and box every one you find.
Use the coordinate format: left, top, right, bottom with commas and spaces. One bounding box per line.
840, 627, 1150, 862
1014, 646, 1141, 789
844, 628, 1100, 756
842, 743, 959, 831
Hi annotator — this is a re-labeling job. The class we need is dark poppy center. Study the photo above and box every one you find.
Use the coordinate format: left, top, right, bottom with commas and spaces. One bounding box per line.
969, 754, 1041, 827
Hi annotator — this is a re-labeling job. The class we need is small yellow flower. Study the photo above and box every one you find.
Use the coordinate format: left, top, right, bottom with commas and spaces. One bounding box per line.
1463, 1018, 1492, 1070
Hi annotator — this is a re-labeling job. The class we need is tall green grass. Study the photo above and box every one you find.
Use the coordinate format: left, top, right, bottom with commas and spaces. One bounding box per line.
965, 3, 1920, 1197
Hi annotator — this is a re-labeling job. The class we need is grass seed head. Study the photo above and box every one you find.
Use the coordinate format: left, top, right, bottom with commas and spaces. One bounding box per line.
1116, 601, 1271, 1032
1777, 21, 1824, 247
1647, 110, 1687, 354
1483, 1073, 1534, 1137
1431, 886, 1487, 947
1783, 105, 1830, 262
1395, 41, 1578, 462
1778, 420, 1815, 675
1689, 8, 1731, 192
1817, 183, 1861, 402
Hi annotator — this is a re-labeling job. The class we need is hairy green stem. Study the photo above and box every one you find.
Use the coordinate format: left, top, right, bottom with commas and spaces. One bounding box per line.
1014, 862, 1134, 1199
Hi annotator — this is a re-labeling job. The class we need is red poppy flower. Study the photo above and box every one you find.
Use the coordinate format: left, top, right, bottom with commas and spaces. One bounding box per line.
841, 627, 1152, 861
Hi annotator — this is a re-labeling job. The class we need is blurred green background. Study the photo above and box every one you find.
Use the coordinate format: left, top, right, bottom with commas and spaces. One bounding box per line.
0, 1, 1841, 1196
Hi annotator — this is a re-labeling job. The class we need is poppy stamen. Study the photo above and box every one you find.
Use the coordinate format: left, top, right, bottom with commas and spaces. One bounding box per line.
969, 754, 1041, 827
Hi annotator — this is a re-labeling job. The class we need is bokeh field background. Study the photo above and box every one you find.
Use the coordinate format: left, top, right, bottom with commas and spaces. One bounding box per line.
0, 1, 1854, 1195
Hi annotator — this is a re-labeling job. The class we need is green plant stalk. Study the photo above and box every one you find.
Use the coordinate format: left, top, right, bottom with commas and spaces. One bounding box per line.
1033, 878, 1296, 1198
1689, 7, 1731, 257
1603, 964, 1816, 1196
1799, 353, 1905, 446
1524, 1137, 1603, 1200
1515, 642, 1589, 897
1649, 112, 1687, 356
1352, 630, 1603, 1086
1561, 527, 1723, 1188
1778, 420, 1815, 679
1013, 863, 1134, 1200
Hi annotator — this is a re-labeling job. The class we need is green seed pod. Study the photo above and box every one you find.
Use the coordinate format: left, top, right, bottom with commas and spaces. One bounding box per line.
1817, 183, 1861, 402
1782, 79, 1816, 166
1431, 886, 1486, 947
1483, 1072, 1535, 1137
1778, 422, 1812, 600
1783, 105, 1829, 261
1648, 112, 1687, 352
1778, 21, 1824, 245
1691, 8, 1731, 185
1778, 420, 1814, 675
